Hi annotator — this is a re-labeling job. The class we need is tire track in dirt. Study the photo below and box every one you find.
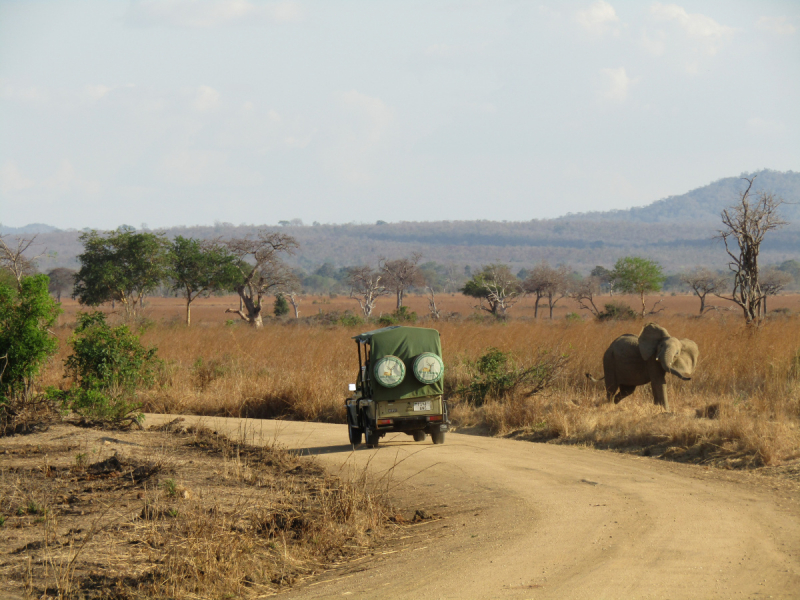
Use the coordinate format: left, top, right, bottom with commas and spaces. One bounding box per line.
146, 414, 800, 600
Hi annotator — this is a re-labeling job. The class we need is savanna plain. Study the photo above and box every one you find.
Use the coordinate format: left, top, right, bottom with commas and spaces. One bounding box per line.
4, 292, 800, 599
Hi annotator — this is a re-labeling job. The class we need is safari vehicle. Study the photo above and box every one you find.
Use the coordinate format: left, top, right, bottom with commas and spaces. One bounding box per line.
346, 326, 449, 448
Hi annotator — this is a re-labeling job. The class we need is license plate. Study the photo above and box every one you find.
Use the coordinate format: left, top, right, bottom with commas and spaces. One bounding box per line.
413, 400, 432, 412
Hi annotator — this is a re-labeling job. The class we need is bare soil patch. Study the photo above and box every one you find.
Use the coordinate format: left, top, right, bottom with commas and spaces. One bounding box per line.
0, 421, 411, 599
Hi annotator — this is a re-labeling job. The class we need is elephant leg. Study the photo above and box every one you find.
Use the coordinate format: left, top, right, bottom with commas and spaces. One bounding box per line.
614, 385, 637, 404
649, 376, 669, 410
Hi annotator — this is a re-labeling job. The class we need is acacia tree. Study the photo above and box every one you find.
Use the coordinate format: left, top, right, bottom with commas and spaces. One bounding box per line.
612, 256, 665, 318
224, 231, 299, 328
760, 268, 793, 314
73, 227, 169, 319
380, 253, 423, 308
716, 177, 787, 324
570, 275, 604, 318
348, 266, 388, 318
47, 267, 77, 302
523, 262, 570, 319
168, 236, 240, 326
680, 267, 727, 316
462, 264, 521, 316
0, 235, 42, 290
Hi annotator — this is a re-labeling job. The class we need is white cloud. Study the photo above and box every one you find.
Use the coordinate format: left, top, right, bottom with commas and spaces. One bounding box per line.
599, 67, 634, 101
338, 90, 393, 145
0, 81, 48, 105
641, 29, 667, 56
194, 85, 220, 112
576, 1, 620, 35
0, 162, 35, 194
45, 160, 101, 194
84, 84, 111, 102
747, 117, 785, 136
651, 3, 734, 54
160, 150, 262, 186
127, 0, 304, 29
756, 16, 796, 36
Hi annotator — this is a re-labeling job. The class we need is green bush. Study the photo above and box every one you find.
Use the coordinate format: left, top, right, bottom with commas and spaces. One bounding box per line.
378, 306, 418, 326
339, 312, 364, 327
57, 312, 160, 424
564, 312, 582, 323
598, 302, 637, 321
458, 347, 567, 406
273, 293, 290, 317
0, 275, 61, 405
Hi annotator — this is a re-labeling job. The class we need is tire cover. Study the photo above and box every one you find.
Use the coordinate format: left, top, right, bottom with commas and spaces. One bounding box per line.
412, 352, 444, 384
373, 355, 405, 388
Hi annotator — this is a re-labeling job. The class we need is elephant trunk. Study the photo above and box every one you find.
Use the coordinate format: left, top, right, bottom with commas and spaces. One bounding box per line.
666, 366, 692, 381
657, 339, 691, 381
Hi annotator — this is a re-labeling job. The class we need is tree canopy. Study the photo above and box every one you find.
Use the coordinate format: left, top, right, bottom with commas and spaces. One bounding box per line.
73, 227, 169, 319
613, 256, 665, 318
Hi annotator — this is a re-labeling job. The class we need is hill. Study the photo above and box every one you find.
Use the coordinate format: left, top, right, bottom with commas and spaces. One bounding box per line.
5, 170, 800, 275
560, 169, 800, 223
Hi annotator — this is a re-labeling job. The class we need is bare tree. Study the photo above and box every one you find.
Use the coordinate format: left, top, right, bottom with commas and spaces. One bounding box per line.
716, 177, 787, 324
379, 253, 423, 308
680, 267, 727, 316
523, 262, 570, 319
0, 235, 43, 289
425, 286, 442, 320
761, 268, 793, 314
224, 231, 299, 327
286, 290, 302, 318
443, 263, 463, 294
348, 266, 388, 318
570, 275, 603, 318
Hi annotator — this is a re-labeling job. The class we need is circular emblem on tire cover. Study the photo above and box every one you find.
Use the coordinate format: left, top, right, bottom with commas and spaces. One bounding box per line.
413, 352, 444, 384
373, 355, 406, 388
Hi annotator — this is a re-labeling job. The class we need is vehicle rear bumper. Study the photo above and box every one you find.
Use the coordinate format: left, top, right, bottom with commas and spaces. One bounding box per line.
376, 415, 449, 433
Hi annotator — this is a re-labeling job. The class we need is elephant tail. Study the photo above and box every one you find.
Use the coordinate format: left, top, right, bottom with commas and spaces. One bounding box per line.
585, 372, 604, 383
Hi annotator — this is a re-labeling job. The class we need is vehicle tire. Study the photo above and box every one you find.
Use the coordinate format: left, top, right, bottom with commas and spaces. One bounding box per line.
365, 426, 380, 448
413, 431, 426, 442
347, 412, 363, 445
348, 424, 363, 445
431, 430, 446, 445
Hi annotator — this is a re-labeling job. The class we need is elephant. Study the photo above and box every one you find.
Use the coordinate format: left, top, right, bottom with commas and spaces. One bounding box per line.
586, 323, 699, 411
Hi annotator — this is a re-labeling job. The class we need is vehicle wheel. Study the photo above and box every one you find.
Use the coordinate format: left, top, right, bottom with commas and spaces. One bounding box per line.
365, 427, 380, 448
431, 430, 446, 445
347, 412, 363, 445
348, 423, 363, 445
413, 431, 426, 442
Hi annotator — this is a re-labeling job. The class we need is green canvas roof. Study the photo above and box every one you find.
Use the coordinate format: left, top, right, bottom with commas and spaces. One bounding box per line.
353, 326, 443, 401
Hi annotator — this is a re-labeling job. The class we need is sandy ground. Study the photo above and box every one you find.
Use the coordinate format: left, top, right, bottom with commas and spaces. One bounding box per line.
144, 414, 800, 600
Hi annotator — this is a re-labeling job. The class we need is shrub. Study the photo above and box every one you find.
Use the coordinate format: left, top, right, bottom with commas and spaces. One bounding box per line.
57, 312, 161, 424
565, 312, 582, 324
0, 275, 61, 405
598, 302, 637, 321
457, 347, 567, 406
378, 306, 418, 326
339, 312, 364, 327
274, 293, 290, 317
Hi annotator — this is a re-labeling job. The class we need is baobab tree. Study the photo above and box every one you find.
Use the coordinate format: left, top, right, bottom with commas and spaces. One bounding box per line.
224, 231, 299, 327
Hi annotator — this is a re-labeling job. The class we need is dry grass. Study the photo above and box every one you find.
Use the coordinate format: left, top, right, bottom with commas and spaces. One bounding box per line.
0, 422, 396, 599
41, 296, 800, 468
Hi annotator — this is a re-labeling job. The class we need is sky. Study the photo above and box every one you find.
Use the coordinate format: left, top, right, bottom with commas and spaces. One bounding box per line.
0, 0, 798, 230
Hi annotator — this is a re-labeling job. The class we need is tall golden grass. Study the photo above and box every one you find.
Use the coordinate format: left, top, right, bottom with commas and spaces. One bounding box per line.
42, 297, 800, 468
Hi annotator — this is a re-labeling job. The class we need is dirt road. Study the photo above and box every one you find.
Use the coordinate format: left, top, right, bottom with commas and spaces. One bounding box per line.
146, 415, 800, 599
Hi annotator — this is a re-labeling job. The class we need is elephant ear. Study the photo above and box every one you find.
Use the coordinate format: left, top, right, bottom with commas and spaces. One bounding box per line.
638, 323, 670, 361
672, 339, 699, 378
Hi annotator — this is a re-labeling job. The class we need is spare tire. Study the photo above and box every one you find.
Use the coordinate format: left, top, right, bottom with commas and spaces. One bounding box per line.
412, 352, 444, 384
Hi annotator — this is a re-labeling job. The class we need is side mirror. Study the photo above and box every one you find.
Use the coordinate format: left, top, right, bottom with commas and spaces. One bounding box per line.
348, 383, 357, 392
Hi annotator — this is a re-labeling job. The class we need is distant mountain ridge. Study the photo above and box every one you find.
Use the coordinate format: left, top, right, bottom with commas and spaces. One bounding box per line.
559, 169, 800, 223
4, 169, 800, 274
